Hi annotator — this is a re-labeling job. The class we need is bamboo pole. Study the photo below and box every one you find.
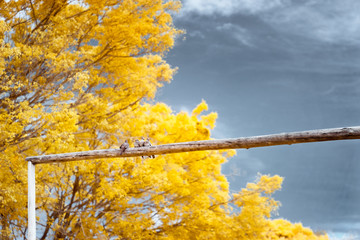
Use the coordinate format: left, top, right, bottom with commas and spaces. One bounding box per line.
26, 126, 360, 165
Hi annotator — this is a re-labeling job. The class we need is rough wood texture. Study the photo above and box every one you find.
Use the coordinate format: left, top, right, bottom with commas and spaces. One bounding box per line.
26, 126, 360, 164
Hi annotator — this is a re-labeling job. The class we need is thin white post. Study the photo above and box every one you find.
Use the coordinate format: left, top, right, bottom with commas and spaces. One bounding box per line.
28, 161, 36, 240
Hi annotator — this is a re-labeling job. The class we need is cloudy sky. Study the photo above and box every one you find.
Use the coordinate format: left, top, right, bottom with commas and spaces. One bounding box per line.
155, 0, 360, 238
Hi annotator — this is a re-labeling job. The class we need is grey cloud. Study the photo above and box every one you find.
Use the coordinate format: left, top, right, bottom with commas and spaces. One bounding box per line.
188, 30, 205, 39
263, 0, 360, 45
179, 0, 289, 16
215, 23, 254, 47
180, 0, 360, 45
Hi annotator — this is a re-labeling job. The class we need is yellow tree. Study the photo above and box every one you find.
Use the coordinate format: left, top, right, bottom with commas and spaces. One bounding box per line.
0, 0, 328, 239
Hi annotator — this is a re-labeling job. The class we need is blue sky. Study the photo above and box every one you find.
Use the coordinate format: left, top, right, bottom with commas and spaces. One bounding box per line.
156, 0, 360, 238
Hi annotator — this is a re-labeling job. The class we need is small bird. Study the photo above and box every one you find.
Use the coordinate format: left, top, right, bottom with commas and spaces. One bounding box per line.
138, 137, 148, 159
143, 138, 151, 147
134, 139, 144, 159
119, 140, 129, 155
134, 139, 141, 148
139, 137, 145, 147
144, 138, 155, 159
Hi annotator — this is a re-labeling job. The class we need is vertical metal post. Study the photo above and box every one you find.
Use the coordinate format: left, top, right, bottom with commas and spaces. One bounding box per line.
28, 161, 36, 240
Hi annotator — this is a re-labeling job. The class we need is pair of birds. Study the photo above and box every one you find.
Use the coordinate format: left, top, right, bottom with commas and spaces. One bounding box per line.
119, 137, 155, 159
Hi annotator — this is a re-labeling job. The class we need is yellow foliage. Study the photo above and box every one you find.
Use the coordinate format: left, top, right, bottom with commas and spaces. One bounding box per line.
267, 219, 329, 240
0, 0, 328, 239
192, 99, 208, 116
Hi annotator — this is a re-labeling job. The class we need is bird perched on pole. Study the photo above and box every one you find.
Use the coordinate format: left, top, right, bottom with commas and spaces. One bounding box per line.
119, 140, 129, 155
144, 138, 155, 159
139, 137, 149, 159
134, 139, 141, 148
139, 137, 145, 147
134, 139, 147, 159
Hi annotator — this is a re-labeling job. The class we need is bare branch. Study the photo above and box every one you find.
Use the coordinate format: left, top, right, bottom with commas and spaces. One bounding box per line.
26, 126, 360, 164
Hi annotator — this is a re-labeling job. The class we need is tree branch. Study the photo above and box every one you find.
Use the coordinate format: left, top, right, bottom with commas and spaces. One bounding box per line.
26, 126, 360, 164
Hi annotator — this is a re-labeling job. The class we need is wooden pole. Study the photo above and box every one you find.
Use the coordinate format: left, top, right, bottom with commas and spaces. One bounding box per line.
25, 126, 360, 237
26, 126, 360, 165
28, 161, 36, 240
